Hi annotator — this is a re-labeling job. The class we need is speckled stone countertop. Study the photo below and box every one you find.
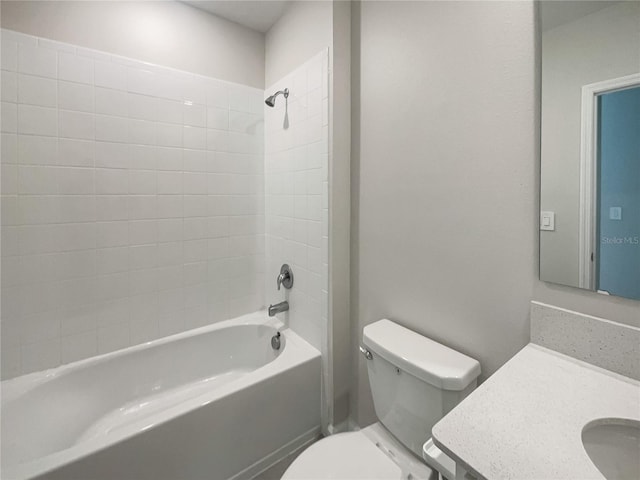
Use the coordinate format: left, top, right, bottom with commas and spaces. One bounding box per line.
431, 344, 640, 480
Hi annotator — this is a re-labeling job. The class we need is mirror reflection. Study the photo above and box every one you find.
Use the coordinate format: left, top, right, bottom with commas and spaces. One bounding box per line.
540, 1, 640, 300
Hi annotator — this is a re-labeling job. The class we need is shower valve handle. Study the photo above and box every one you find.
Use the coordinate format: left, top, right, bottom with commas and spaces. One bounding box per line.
277, 264, 294, 290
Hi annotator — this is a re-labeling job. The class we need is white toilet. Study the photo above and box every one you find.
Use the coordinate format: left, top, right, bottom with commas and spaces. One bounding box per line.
282, 319, 481, 480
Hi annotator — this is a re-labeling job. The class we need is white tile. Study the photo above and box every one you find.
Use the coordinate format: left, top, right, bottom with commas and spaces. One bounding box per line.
207, 107, 228, 130
128, 93, 157, 121
2, 102, 17, 133
128, 119, 156, 145
18, 165, 58, 194
1, 164, 17, 194
126, 67, 156, 96
130, 220, 157, 245
128, 268, 158, 296
54, 249, 96, 280
128, 195, 157, 220
96, 195, 129, 221
184, 239, 207, 263
21, 339, 60, 374
157, 218, 183, 243
183, 126, 206, 150
157, 171, 182, 194
156, 147, 182, 171
58, 81, 94, 112
95, 115, 128, 143
183, 149, 207, 172
184, 103, 206, 127
20, 310, 60, 345
130, 315, 159, 344
94, 271, 129, 303
59, 110, 94, 140
95, 141, 129, 168
95, 87, 128, 117
1, 39, 18, 72
61, 331, 97, 363
98, 323, 129, 354
184, 217, 207, 240
96, 246, 129, 275
58, 139, 93, 167
18, 225, 55, 254
18, 43, 57, 77
57, 166, 94, 194
129, 244, 157, 270
54, 222, 97, 251
17, 104, 56, 136
94, 60, 127, 90
96, 168, 128, 194
157, 98, 183, 124
2, 133, 18, 164
128, 145, 156, 170
58, 52, 93, 84
129, 169, 156, 195
1, 346, 21, 379
1, 71, 18, 102
156, 123, 182, 147
157, 241, 183, 266
183, 172, 207, 194
57, 195, 96, 223
96, 221, 128, 248
205, 81, 228, 108
184, 195, 207, 217
229, 111, 259, 134
157, 195, 183, 218
229, 87, 251, 113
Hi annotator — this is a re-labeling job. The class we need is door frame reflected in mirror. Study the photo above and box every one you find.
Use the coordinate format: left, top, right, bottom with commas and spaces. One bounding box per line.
578, 72, 640, 291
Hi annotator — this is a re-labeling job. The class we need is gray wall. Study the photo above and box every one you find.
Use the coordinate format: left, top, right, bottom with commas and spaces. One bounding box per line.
350, 0, 640, 427
0, 0, 265, 88
350, 0, 537, 426
265, 1, 332, 88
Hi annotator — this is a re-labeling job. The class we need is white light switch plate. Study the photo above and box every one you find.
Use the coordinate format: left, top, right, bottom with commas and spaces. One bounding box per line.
540, 211, 555, 231
609, 207, 622, 220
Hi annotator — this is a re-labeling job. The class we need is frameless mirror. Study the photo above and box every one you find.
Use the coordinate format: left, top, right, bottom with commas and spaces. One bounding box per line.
539, 1, 640, 300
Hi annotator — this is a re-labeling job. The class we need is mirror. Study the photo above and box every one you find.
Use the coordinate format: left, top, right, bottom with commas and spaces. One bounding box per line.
539, 1, 640, 300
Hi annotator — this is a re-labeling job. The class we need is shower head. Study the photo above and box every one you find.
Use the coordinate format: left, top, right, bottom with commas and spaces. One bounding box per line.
265, 88, 289, 107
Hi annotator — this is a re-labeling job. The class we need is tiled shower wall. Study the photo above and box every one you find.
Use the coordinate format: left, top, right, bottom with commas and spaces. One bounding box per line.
0, 29, 265, 379
264, 50, 329, 354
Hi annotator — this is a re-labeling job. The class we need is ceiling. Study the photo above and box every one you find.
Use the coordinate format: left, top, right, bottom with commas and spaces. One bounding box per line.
182, 0, 290, 33
540, 1, 620, 31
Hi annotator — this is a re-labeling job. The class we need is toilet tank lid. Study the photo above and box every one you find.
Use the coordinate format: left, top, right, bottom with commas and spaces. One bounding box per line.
363, 319, 481, 391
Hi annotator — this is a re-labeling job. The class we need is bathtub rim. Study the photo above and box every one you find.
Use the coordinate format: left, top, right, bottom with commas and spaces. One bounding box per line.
1, 311, 320, 480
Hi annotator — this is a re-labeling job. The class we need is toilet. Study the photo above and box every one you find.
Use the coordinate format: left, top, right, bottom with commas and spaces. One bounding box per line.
282, 319, 481, 480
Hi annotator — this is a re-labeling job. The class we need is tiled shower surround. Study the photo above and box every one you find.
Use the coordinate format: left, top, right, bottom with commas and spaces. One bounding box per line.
0, 29, 266, 378
264, 50, 329, 354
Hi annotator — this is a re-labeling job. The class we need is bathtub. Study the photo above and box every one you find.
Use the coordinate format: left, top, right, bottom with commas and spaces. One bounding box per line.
1, 311, 321, 480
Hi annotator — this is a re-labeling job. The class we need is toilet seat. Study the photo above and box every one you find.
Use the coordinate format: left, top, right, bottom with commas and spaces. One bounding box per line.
281, 424, 435, 480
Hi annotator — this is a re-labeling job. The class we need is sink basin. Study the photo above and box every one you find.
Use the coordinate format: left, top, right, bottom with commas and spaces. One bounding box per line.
582, 418, 640, 480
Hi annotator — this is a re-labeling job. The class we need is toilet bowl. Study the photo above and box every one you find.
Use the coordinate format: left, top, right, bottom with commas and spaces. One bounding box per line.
282, 423, 435, 480
282, 319, 481, 480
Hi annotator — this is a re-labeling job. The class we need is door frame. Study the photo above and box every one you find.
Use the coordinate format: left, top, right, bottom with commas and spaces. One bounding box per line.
578, 73, 640, 290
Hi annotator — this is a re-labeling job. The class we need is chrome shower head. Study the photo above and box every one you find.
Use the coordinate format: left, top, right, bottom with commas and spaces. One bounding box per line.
265, 88, 289, 107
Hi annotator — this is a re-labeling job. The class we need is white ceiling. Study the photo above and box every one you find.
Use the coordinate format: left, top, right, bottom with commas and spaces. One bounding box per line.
182, 0, 290, 33
540, 1, 620, 31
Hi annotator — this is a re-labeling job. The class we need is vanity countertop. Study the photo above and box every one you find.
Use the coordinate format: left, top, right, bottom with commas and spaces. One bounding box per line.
431, 343, 640, 480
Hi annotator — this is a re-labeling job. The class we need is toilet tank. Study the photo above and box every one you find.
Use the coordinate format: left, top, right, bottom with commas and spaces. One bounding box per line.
362, 319, 481, 458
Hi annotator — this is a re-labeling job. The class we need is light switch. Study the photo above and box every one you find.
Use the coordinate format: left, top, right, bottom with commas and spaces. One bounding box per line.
540, 211, 555, 231
609, 207, 622, 220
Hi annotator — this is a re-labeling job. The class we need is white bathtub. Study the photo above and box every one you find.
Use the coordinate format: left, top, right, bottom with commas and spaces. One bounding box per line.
1, 312, 321, 480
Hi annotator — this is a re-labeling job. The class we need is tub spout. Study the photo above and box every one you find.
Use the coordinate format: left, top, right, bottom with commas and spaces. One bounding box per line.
268, 301, 289, 317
